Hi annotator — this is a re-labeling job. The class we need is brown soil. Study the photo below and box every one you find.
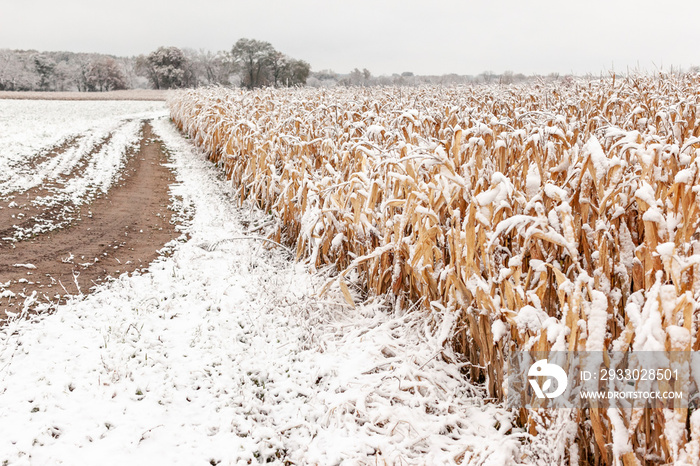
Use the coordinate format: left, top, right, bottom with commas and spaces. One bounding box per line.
0, 122, 180, 321
0, 134, 112, 243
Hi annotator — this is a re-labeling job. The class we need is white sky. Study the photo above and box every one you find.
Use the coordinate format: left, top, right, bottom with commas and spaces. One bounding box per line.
1, 0, 699, 76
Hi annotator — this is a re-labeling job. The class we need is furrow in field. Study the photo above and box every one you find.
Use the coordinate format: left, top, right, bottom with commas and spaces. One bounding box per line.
0, 135, 113, 243
0, 100, 167, 194
0, 120, 126, 194
0, 120, 142, 243
0, 122, 180, 320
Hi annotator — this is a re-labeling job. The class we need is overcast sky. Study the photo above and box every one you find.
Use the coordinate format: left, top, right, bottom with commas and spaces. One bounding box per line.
1, 0, 698, 76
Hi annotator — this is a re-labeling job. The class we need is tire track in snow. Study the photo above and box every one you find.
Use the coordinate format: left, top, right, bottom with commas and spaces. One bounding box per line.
0, 132, 114, 244
0, 122, 181, 321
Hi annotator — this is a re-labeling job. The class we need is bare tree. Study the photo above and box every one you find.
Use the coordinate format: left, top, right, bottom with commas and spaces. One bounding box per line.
501, 70, 514, 85
268, 51, 287, 87
117, 57, 148, 89
478, 70, 495, 84
342, 68, 373, 86
185, 49, 233, 86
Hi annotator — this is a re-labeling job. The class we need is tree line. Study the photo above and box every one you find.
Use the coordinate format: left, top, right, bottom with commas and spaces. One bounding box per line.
0, 39, 311, 92
1, 37, 586, 93
136, 39, 310, 90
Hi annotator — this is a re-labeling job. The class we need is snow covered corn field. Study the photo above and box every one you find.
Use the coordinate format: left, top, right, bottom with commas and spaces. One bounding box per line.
0, 100, 522, 464
169, 76, 700, 464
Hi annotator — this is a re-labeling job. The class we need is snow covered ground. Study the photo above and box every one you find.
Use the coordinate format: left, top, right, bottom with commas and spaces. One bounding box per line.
0, 99, 165, 192
0, 100, 169, 240
0, 109, 524, 464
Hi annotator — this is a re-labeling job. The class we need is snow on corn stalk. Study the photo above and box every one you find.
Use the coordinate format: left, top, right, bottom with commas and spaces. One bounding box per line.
169, 75, 700, 465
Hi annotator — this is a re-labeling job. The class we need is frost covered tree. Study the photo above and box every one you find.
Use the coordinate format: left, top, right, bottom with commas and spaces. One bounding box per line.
84, 58, 127, 91
33, 54, 56, 91
137, 46, 193, 89
341, 68, 373, 86
282, 58, 310, 87
478, 70, 496, 83
230, 38, 275, 89
0, 43, 310, 92
0, 49, 140, 91
0, 49, 37, 90
268, 51, 287, 87
118, 57, 149, 89
230, 39, 310, 89
268, 52, 310, 87
52, 61, 78, 91
307, 69, 339, 87
184, 49, 234, 87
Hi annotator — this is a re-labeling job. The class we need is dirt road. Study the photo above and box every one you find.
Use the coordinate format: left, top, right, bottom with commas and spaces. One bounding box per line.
0, 122, 180, 320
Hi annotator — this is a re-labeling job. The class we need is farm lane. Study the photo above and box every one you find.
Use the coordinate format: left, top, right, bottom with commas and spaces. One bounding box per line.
0, 122, 179, 320
0, 133, 114, 243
